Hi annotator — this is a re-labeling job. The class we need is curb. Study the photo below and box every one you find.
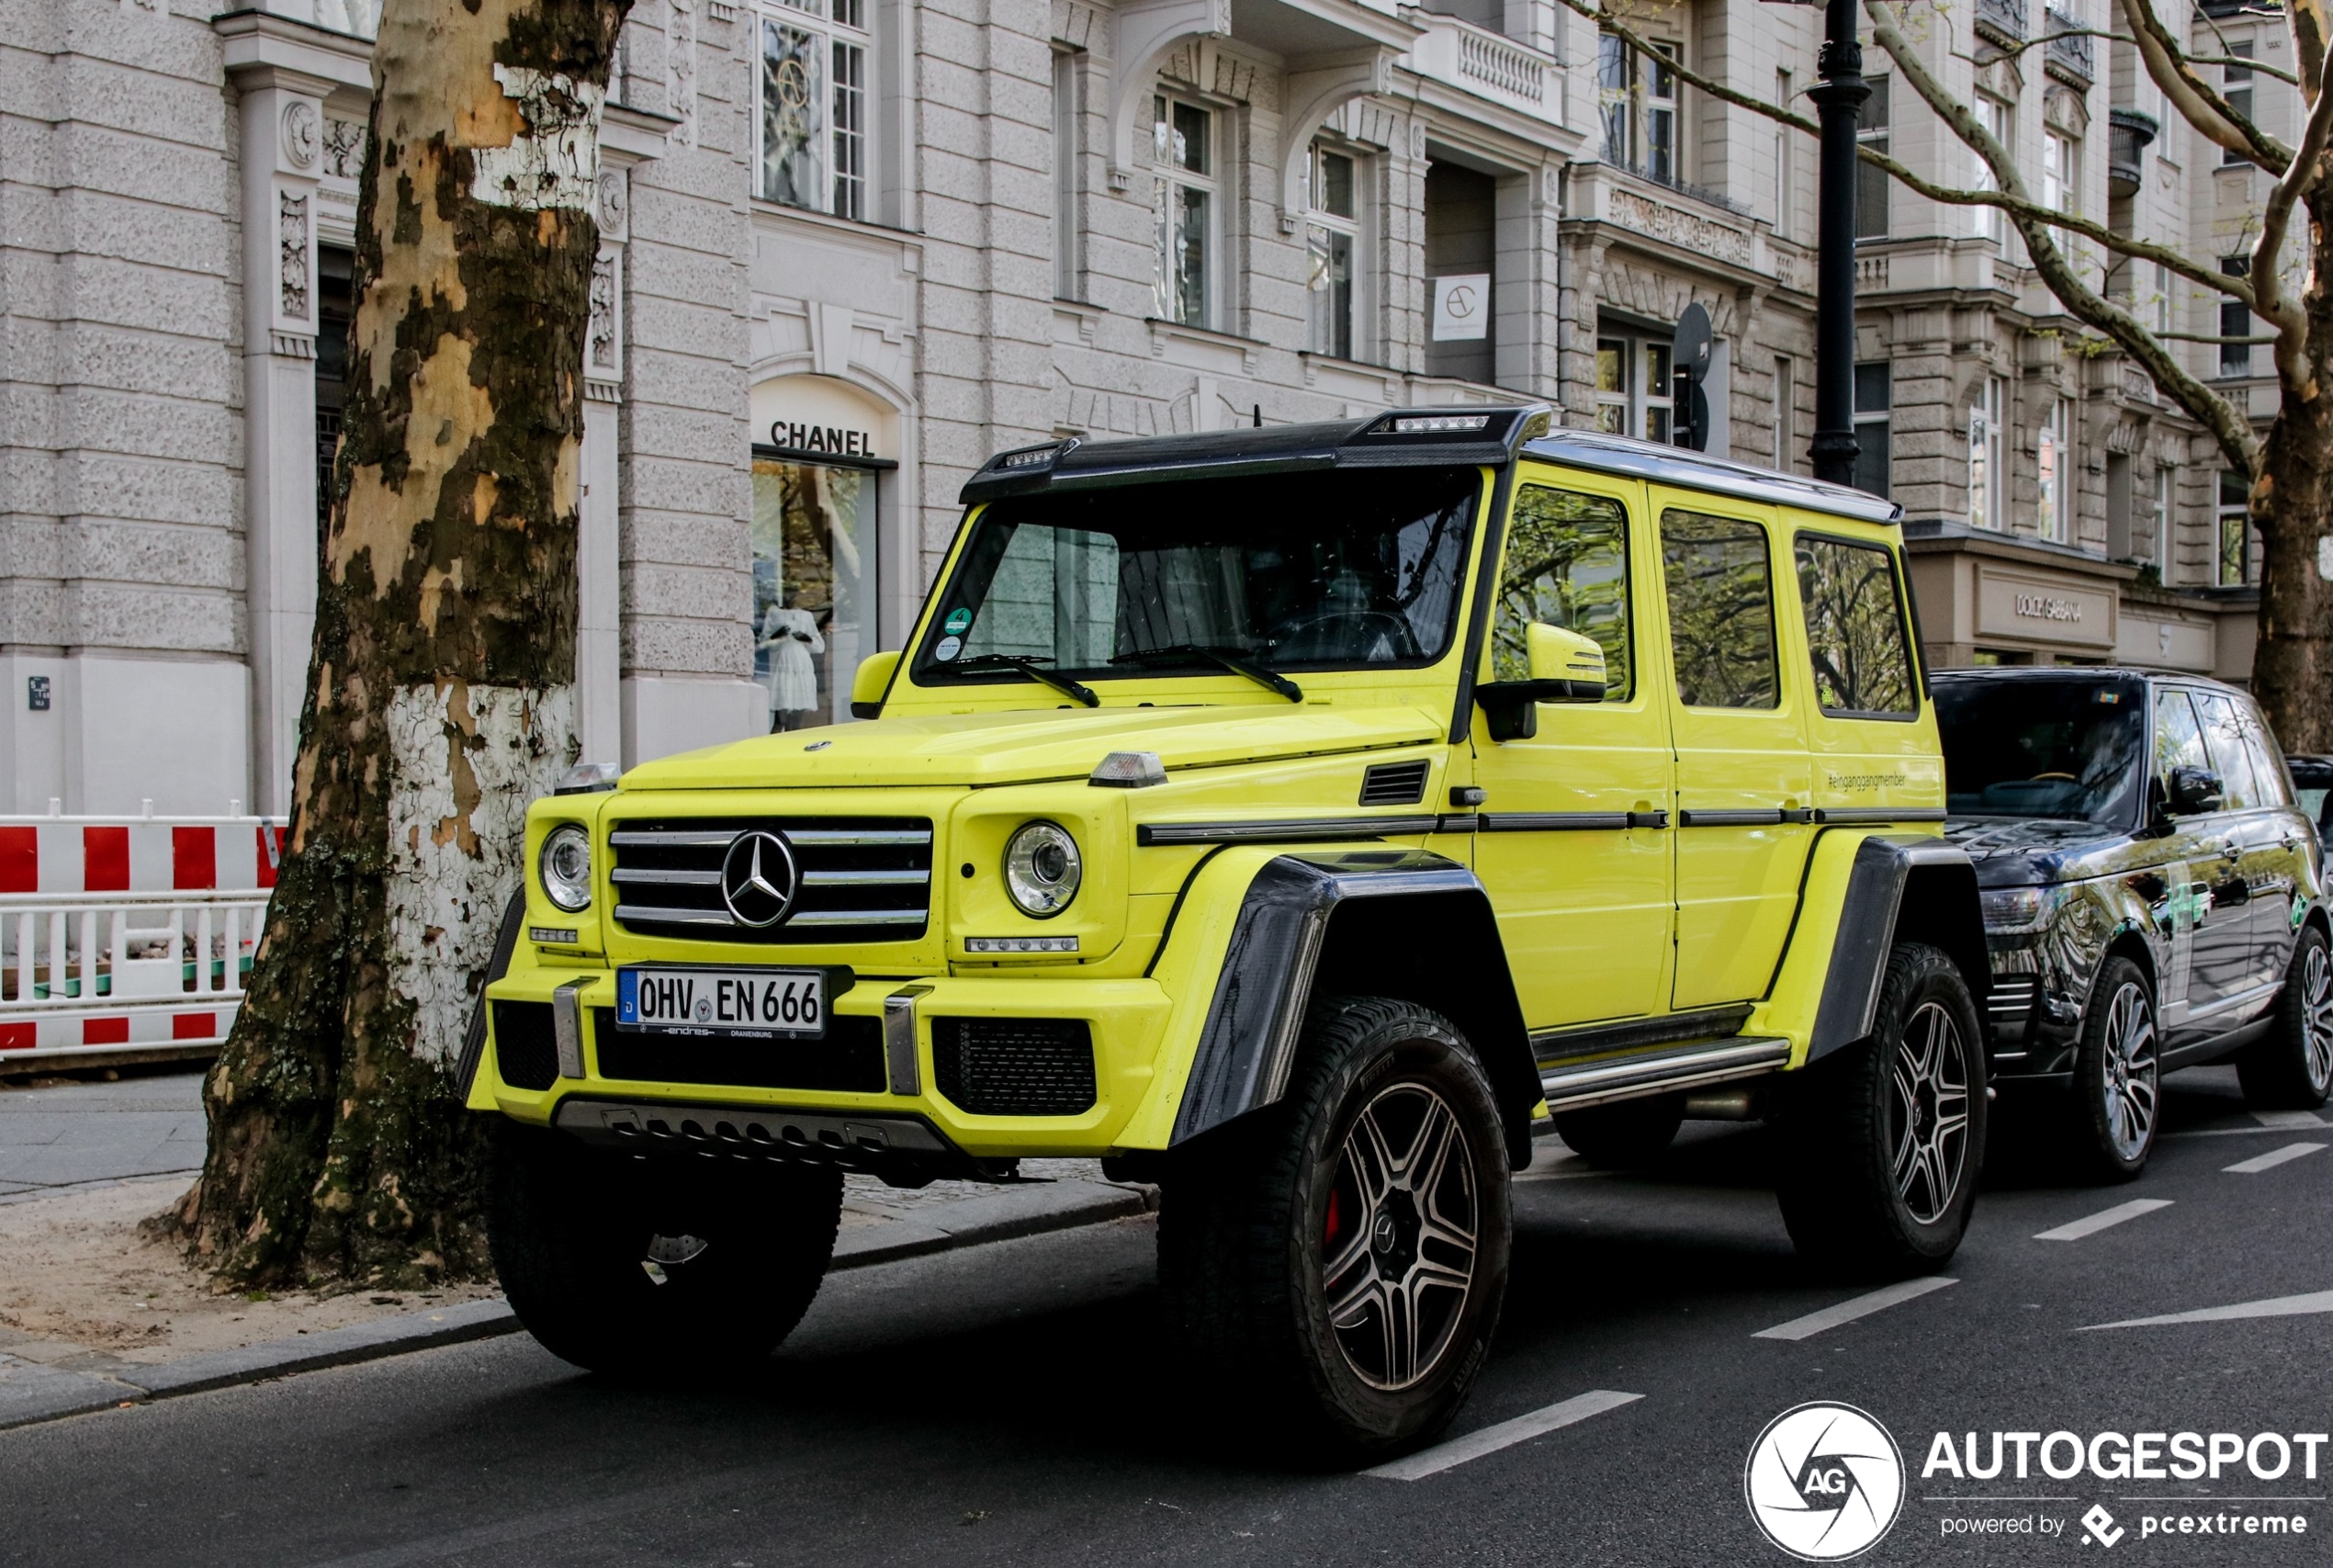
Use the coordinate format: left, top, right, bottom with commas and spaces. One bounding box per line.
0, 1177, 1155, 1433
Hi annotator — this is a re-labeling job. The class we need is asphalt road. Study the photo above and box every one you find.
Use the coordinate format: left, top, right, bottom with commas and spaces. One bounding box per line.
3, 1063, 2327, 1568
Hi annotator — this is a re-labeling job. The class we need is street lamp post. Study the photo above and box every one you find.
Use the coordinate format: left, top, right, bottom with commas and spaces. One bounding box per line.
1806, 0, 1866, 487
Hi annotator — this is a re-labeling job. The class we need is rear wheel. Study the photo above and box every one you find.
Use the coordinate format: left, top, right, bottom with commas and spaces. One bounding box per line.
488, 1121, 841, 1375
1775, 942, 1988, 1275
1553, 1093, 1685, 1168
1158, 996, 1510, 1461
2237, 924, 2333, 1111
2064, 956, 2159, 1182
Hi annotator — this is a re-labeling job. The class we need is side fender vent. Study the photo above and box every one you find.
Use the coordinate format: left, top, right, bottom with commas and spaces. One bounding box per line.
1359, 759, 1431, 807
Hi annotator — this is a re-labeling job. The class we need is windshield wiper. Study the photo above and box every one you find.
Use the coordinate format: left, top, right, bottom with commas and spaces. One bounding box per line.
947, 653, 1099, 707
1112, 643, 1303, 703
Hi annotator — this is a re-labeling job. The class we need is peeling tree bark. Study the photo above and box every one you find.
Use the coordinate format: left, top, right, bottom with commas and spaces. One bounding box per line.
186, 0, 630, 1286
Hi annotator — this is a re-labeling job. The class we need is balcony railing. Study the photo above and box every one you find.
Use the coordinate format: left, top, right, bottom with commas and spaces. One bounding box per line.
265, 0, 380, 39
2108, 107, 2159, 197
1403, 13, 1562, 126
2044, 8, 2094, 85
1974, 0, 2026, 45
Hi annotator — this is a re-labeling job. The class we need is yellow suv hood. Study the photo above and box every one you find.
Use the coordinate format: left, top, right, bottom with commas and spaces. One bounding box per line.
620, 705, 1446, 791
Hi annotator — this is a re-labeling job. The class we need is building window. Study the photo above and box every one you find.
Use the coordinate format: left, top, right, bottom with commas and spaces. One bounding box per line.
1774, 355, 1794, 470
1853, 361, 1890, 498
751, 452, 880, 730
1774, 70, 1794, 237
2041, 128, 2077, 216
1599, 35, 1679, 184
1856, 75, 1889, 239
758, 0, 871, 219
1968, 377, 2004, 531
1305, 141, 1361, 361
1153, 96, 1214, 327
2036, 398, 2072, 543
2223, 43, 2253, 166
2220, 255, 2253, 377
1973, 95, 2009, 243
2217, 469, 2250, 584
2148, 463, 2172, 567
1053, 51, 1078, 299
1596, 333, 1674, 441
2152, 260, 2172, 335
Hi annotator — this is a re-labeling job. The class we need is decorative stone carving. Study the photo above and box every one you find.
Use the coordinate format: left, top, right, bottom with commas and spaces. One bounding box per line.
281, 100, 320, 170
595, 168, 628, 237
279, 192, 310, 321
1608, 187, 1752, 267
323, 117, 366, 181
668, 0, 699, 149
589, 252, 618, 371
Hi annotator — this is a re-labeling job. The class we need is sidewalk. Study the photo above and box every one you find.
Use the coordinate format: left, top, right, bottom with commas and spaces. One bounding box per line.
0, 1068, 1155, 1432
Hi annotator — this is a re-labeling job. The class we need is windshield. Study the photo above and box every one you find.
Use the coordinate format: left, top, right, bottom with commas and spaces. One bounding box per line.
1934, 676, 2147, 825
912, 468, 1482, 686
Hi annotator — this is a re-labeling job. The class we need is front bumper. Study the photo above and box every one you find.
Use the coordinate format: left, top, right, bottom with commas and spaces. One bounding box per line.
474, 954, 1177, 1165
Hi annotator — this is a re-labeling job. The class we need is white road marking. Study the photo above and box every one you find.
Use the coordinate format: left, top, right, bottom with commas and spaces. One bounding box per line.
1363, 1390, 1643, 1481
2167, 1122, 2333, 1140
2252, 1110, 2328, 1130
1751, 1277, 1958, 1341
2223, 1142, 2327, 1174
2083, 1289, 2333, 1330
2033, 1198, 2174, 1242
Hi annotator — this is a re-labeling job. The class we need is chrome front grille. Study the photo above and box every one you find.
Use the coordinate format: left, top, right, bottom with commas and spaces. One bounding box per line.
610, 818, 933, 942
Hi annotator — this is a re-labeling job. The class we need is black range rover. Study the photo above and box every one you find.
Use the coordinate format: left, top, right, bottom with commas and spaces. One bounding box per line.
1935, 669, 2330, 1179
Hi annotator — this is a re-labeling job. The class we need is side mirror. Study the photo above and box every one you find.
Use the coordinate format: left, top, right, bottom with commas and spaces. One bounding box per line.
1475, 625, 1607, 743
2167, 764, 2224, 816
850, 649, 901, 719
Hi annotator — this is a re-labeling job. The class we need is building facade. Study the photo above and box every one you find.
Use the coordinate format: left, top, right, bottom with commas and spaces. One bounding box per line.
0, 0, 2277, 818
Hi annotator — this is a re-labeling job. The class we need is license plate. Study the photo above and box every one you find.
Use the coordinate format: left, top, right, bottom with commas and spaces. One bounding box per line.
615, 966, 826, 1039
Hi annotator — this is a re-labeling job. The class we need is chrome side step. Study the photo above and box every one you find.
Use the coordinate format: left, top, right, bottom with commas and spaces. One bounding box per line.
1538, 1036, 1793, 1112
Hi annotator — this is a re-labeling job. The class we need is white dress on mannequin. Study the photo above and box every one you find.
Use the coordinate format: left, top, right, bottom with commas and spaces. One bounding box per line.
761, 605, 825, 721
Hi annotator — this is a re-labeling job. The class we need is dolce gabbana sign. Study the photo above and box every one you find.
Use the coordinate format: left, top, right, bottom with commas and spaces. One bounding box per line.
1976, 567, 2115, 648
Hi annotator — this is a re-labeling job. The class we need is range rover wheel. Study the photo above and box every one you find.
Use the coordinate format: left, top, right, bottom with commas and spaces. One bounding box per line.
1158, 996, 1510, 1461
2066, 956, 2159, 1182
488, 1121, 840, 1375
1553, 1092, 1685, 1168
2237, 923, 2333, 1111
1775, 942, 1988, 1276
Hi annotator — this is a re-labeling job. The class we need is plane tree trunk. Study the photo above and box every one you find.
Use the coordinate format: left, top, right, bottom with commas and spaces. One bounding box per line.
2253, 186, 2333, 756
183, 0, 629, 1286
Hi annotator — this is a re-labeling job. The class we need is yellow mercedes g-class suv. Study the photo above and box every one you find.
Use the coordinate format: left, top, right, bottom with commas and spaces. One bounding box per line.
466, 407, 1989, 1457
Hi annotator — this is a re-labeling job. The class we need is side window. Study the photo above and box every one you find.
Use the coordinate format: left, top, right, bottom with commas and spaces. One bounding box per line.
1795, 534, 1918, 717
2152, 688, 2211, 787
2239, 705, 2296, 808
1494, 486, 1633, 699
2196, 692, 2261, 810
1660, 510, 1779, 709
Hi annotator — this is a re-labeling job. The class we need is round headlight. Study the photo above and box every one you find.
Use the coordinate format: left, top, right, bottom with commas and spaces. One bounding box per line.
539, 824, 592, 913
1002, 820, 1081, 919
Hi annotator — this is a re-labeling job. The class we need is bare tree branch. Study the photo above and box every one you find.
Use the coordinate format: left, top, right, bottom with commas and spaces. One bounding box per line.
1868, 0, 2260, 473
2252, 61, 2333, 381
2120, 0, 2291, 174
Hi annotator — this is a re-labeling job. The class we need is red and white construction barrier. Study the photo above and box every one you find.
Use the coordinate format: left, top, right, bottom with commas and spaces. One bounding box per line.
0, 816, 287, 1062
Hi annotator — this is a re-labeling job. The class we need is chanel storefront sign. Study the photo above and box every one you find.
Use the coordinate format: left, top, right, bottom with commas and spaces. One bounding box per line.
768, 420, 877, 458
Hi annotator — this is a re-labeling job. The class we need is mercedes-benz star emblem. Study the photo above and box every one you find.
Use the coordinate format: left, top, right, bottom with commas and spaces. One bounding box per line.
719, 830, 797, 928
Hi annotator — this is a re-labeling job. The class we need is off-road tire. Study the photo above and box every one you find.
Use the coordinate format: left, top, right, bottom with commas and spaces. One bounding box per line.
489, 1121, 841, 1375
2063, 955, 2159, 1182
1553, 1093, 1685, 1168
1157, 996, 1511, 1461
1775, 942, 1988, 1276
2237, 923, 2333, 1111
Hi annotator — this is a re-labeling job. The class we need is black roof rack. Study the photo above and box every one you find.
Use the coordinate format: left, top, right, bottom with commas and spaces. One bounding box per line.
959, 406, 1902, 526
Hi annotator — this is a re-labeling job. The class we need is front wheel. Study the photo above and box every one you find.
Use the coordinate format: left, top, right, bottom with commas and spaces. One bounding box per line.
1775, 942, 1989, 1275
1158, 996, 1511, 1461
2237, 923, 2333, 1111
488, 1122, 841, 1375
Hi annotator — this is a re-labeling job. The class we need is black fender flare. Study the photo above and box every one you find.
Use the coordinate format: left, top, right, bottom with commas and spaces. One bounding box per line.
1169, 849, 1538, 1167
1808, 835, 1989, 1066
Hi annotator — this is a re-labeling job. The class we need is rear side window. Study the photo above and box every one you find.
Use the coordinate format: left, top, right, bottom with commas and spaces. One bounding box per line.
2195, 691, 2262, 810
1661, 511, 1778, 709
1495, 485, 1633, 699
1795, 534, 1918, 718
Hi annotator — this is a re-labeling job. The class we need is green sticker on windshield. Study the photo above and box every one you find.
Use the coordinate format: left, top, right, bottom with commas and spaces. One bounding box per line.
944, 607, 973, 635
